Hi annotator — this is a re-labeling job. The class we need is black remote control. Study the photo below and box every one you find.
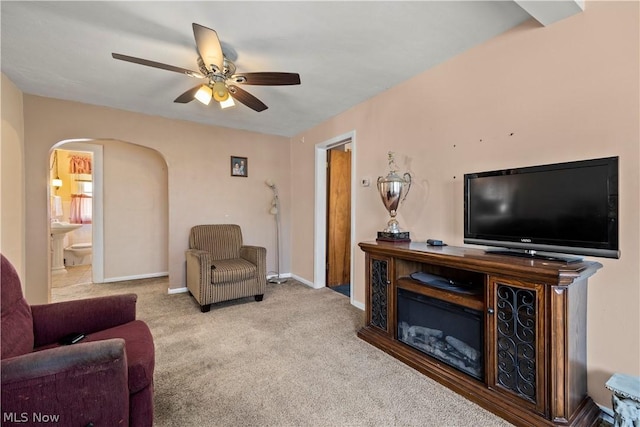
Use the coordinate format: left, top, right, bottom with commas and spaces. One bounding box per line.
59, 333, 85, 345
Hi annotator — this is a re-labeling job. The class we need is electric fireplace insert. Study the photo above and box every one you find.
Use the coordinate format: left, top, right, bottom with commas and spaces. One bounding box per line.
397, 288, 484, 380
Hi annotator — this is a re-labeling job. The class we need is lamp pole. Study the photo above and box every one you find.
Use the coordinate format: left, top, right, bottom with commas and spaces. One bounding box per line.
266, 180, 287, 284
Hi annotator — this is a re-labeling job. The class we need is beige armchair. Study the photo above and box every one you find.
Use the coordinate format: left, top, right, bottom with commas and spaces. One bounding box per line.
186, 224, 267, 313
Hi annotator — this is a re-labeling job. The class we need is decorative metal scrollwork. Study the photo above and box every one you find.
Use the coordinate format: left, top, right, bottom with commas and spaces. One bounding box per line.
496, 284, 537, 402
371, 259, 388, 330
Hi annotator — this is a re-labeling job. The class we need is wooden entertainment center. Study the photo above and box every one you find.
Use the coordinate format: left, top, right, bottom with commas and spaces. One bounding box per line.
358, 241, 603, 427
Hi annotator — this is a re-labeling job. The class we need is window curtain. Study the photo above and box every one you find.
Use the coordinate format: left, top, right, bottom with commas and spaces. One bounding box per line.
68, 155, 92, 174
70, 194, 92, 224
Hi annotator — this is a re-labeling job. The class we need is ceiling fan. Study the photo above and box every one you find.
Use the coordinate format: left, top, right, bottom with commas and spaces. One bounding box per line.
112, 23, 301, 112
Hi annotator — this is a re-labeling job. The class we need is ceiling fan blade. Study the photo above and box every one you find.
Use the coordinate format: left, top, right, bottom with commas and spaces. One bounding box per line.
192, 23, 224, 72
174, 85, 203, 103
228, 85, 268, 112
233, 72, 301, 86
112, 53, 205, 78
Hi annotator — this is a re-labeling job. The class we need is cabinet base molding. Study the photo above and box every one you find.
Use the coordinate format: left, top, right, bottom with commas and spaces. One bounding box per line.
358, 326, 601, 427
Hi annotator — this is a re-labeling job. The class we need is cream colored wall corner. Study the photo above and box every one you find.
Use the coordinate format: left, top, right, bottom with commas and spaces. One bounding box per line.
1, 73, 26, 286
289, 1, 639, 408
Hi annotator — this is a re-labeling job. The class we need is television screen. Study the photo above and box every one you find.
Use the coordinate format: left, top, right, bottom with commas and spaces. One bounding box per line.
464, 157, 619, 261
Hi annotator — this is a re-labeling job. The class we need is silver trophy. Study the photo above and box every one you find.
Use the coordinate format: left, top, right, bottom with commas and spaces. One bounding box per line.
377, 152, 412, 242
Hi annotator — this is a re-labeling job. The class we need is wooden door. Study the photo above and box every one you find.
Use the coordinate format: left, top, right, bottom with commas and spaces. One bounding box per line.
326, 149, 351, 287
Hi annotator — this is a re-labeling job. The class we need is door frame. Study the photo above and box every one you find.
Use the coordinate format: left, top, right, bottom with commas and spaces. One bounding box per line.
50, 140, 104, 284
326, 148, 351, 288
314, 131, 356, 301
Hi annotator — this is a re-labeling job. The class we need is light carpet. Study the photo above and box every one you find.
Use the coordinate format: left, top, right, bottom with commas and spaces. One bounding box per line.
53, 278, 514, 427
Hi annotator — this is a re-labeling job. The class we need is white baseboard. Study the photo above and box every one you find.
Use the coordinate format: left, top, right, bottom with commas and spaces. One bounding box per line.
291, 274, 316, 288
291, 274, 365, 310
267, 272, 292, 280
102, 272, 168, 283
351, 299, 365, 311
165, 272, 366, 310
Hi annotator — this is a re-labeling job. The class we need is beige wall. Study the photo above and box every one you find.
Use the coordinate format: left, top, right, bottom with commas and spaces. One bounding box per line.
1, 74, 25, 284
101, 140, 168, 279
290, 1, 639, 407
16, 95, 290, 302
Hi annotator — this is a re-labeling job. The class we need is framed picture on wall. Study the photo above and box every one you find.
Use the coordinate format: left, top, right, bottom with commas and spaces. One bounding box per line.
231, 156, 248, 177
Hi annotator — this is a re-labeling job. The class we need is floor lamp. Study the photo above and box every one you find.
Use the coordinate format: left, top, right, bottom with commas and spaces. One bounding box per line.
265, 179, 287, 284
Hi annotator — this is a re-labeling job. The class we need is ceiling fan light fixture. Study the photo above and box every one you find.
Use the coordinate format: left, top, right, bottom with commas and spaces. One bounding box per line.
112, 24, 300, 113
195, 85, 213, 105
212, 81, 229, 102
220, 96, 235, 109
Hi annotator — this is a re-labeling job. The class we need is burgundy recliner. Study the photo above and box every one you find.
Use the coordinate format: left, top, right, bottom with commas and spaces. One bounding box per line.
1, 254, 154, 426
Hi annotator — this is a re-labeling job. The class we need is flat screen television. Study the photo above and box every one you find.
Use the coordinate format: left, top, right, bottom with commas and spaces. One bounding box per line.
464, 156, 619, 262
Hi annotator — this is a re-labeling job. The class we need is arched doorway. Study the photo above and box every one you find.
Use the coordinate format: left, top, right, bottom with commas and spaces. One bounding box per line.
48, 139, 168, 294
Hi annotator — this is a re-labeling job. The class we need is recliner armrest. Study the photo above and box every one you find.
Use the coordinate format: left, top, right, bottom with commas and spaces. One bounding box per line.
1, 339, 129, 426
31, 294, 137, 347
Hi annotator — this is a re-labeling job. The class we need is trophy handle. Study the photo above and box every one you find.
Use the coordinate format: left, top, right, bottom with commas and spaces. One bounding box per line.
402, 173, 412, 202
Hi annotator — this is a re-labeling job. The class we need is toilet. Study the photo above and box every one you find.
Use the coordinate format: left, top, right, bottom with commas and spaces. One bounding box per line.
64, 243, 92, 266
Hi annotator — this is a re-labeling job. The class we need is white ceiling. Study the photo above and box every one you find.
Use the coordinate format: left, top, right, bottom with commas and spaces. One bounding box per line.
2, 1, 562, 137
